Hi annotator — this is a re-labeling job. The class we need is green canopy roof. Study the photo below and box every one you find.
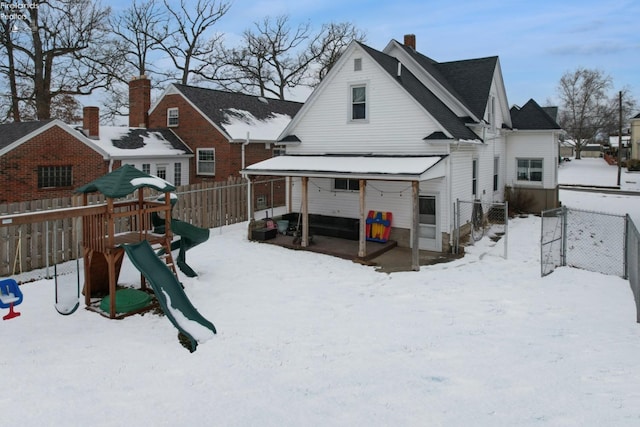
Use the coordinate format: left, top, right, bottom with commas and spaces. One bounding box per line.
75, 164, 176, 198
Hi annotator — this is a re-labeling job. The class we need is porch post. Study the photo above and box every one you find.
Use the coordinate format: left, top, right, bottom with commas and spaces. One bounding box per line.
412, 181, 420, 271
358, 179, 366, 258
246, 176, 255, 240
301, 176, 309, 247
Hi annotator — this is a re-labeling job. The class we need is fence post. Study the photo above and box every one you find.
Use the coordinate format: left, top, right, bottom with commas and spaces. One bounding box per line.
623, 214, 628, 280
561, 206, 567, 267
454, 199, 459, 254
504, 201, 508, 259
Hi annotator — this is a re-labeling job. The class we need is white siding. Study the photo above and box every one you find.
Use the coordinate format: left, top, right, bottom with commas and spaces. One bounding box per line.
287, 46, 448, 156
506, 131, 558, 189
290, 178, 413, 226
122, 158, 190, 186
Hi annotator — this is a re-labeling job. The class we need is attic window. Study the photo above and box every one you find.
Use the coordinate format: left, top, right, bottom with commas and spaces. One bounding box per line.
354, 58, 362, 71
351, 85, 367, 121
167, 108, 179, 127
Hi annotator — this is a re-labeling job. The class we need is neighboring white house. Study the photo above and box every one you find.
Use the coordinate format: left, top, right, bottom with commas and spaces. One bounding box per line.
508, 99, 563, 209
88, 126, 193, 186
243, 35, 560, 269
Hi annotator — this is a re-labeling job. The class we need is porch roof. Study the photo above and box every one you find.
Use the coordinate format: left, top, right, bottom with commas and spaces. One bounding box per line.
242, 155, 447, 181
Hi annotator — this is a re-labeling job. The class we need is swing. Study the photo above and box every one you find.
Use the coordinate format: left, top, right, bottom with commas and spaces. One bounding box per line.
54, 258, 80, 316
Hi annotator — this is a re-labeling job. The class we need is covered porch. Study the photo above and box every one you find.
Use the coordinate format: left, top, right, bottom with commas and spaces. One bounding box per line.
242, 154, 448, 271
256, 231, 461, 273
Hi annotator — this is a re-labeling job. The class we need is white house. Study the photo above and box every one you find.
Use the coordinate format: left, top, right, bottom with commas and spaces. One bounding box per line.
243, 35, 560, 269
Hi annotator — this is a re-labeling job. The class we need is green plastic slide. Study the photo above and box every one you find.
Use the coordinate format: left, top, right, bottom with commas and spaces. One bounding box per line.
170, 219, 210, 278
121, 240, 216, 352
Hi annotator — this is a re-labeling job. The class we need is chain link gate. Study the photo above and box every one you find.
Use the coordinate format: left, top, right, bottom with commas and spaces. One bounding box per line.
541, 207, 564, 277
454, 199, 509, 258
541, 206, 627, 278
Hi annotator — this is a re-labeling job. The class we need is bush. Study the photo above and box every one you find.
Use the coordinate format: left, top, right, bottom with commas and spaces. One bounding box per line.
627, 159, 640, 172
504, 187, 536, 216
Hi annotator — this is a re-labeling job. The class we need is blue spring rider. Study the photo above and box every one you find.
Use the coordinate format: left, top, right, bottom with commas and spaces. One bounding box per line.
0, 278, 23, 320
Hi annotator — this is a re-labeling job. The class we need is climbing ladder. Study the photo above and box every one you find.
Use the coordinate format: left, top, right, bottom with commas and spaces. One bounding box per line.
153, 237, 178, 277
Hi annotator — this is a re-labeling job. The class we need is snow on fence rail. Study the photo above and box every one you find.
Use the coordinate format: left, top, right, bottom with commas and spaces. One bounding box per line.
0, 177, 285, 280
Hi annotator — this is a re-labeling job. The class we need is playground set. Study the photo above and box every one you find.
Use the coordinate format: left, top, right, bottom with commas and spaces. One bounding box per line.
0, 165, 216, 352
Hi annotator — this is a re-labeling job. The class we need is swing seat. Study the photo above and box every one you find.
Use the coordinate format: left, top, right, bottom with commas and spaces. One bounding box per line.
0, 279, 23, 320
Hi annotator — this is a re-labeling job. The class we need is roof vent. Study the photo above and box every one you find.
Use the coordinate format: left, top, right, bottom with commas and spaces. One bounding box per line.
397, 62, 402, 78
258, 96, 268, 104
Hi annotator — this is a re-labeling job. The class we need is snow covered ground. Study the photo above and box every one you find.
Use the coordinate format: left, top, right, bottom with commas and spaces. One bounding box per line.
2, 158, 640, 426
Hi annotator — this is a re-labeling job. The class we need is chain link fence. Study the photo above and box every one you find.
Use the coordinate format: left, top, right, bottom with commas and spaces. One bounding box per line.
454, 199, 509, 258
541, 206, 627, 278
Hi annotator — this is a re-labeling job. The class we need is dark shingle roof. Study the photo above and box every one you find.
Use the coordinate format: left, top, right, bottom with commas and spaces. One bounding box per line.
510, 99, 561, 130
0, 120, 56, 149
171, 85, 303, 134
109, 128, 192, 153
394, 42, 498, 120
358, 42, 480, 141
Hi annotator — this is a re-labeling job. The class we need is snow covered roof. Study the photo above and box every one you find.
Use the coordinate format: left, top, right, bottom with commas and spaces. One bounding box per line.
165, 85, 303, 142
243, 155, 447, 181
219, 109, 293, 141
89, 126, 192, 158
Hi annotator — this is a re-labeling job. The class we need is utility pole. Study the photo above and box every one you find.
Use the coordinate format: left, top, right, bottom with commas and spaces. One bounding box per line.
617, 91, 622, 187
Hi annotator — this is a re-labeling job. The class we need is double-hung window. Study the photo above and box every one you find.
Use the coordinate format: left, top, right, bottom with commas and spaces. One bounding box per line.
197, 148, 215, 176
167, 108, 179, 127
517, 158, 543, 182
351, 85, 366, 120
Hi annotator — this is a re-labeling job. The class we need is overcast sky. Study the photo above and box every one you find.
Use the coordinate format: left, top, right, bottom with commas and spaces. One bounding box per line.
110, 0, 639, 110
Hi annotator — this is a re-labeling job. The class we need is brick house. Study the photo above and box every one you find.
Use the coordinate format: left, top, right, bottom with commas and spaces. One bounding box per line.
0, 76, 302, 206
146, 81, 303, 209
0, 119, 110, 203
81, 98, 193, 186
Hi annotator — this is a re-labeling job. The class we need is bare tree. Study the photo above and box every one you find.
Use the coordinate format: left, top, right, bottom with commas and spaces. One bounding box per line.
111, 0, 168, 79
310, 22, 366, 86
154, 0, 230, 85
0, 0, 121, 122
216, 16, 365, 100
106, 0, 170, 120
557, 68, 613, 159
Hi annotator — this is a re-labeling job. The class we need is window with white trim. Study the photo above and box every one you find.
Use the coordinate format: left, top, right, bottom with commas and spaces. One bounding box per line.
156, 164, 167, 180
351, 85, 366, 120
517, 158, 543, 182
167, 108, 179, 127
197, 148, 215, 176
142, 163, 150, 175
174, 163, 182, 186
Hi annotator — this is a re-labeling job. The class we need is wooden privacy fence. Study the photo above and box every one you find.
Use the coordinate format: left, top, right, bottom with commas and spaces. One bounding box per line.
0, 176, 272, 279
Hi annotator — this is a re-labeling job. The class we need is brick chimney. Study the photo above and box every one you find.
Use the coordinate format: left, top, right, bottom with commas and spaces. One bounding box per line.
83, 106, 99, 139
404, 34, 416, 50
129, 75, 151, 128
